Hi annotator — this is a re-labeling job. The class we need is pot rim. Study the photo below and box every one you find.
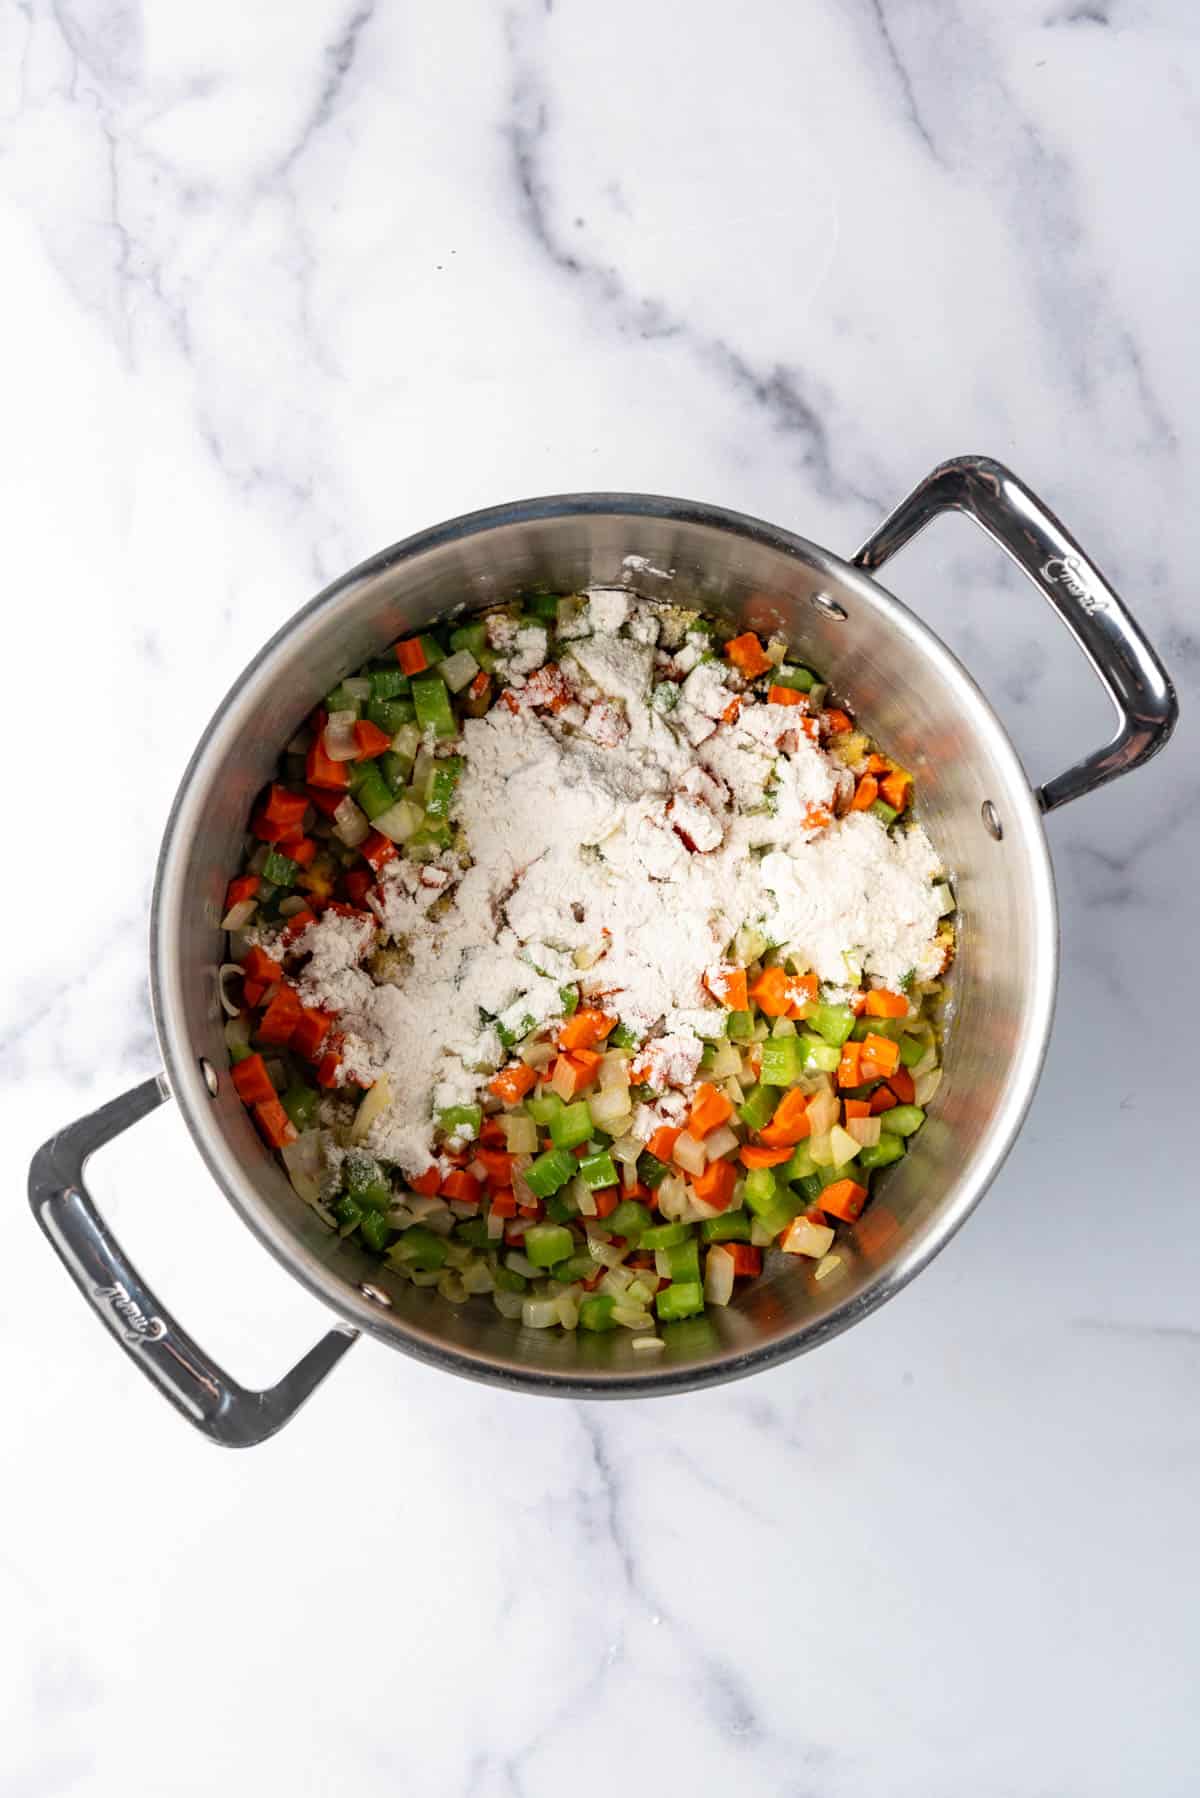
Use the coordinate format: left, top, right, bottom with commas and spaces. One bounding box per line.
149, 490, 1058, 1396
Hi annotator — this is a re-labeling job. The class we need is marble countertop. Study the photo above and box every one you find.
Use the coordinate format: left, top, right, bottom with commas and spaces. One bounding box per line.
4, 1, 1197, 1792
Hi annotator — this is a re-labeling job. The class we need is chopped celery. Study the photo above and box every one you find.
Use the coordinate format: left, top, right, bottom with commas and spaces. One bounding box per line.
551, 1251, 597, 1284
726, 1009, 755, 1041
794, 1172, 824, 1206
800, 1035, 840, 1073
355, 765, 396, 820
870, 799, 899, 827
771, 663, 815, 691
368, 666, 409, 700
760, 1036, 803, 1086
637, 1151, 671, 1189
851, 1014, 906, 1042
662, 1238, 700, 1282
360, 1210, 392, 1253
743, 1167, 780, 1216
368, 696, 416, 736
609, 1021, 638, 1048
548, 1101, 593, 1151
281, 1083, 319, 1132
522, 591, 560, 622
579, 1294, 617, 1332
608, 1200, 651, 1239
559, 985, 580, 1017
438, 1103, 482, 1140
783, 1141, 817, 1182
524, 1146, 577, 1197
579, 1149, 619, 1190
424, 755, 464, 819
882, 1104, 926, 1137
412, 673, 458, 738
656, 1281, 705, 1323
899, 1034, 927, 1069
810, 1003, 855, 1047
640, 1221, 692, 1250
858, 1135, 906, 1170
406, 821, 452, 860
492, 1262, 527, 1293
524, 1223, 575, 1268
526, 1092, 564, 1127
388, 1225, 447, 1271
700, 1212, 753, 1244
261, 849, 299, 887
738, 1085, 777, 1131
454, 1218, 493, 1248
379, 750, 411, 795
325, 681, 364, 716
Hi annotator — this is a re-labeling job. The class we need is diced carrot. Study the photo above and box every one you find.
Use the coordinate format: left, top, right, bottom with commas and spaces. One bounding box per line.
740, 1144, 793, 1168
724, 1244, 762, 1278
836, 1041, 862, 1089
820, 1179, 867, 1222
251, 807, 294, 844
865, 753, 889, 774
467, 670, 490, 702
786, 971, 818, 1018
624, 1179, 652, 1202
646, 1125, 682, 1162
689, 1083, 734, 1138
231, 1053, 276, 1107
262, 783, 309, 832
803, 803, 833, 834
888, 1066, 916, 1104
880, 769, 910, 811
306, 738, 350, 790
552, 1050, 601, 1098
849, 991, 867, 1015
288, 837, 318, 868
859, 1033, 901, 1080
724, 632, 773, 678
291, 1006, 332, 1060
353, 719, 392, 759
281, 906, 317, 943
704, 965, 749, 1010
257, 984, 303, 1047
341, 868, 373, 907
757, 1088, 812, 1147
822, 708, 854, 735
768, 684, 804, 708
557, 1007, 616, 1052
441, 1169, 483, 1205
225, 874, 260, 910
362, 830, 396, 874
315, 1049, 343, 1088
252, 1097, 297, 1149
304, 785, 347, 818
489, 1190, 517, 1219
748, 967, 791, 1016
592, 1188, 620, 1219
475, 1148, 514, 1187
799, 716, 820, 742
870, 1085, 898, 1114
488, 1062, 537, 1104
720, 697, 742, 724
692, 1156, 737, 1210
849, 774, 879, 812
843, 1098, 870, 1119
241, 946, 283, 985
408, 1166, 443, 1196
395, 638, 428, 675
865, 989, 909, 1018
241, 978, 268, 1008
478, 1117, 507, 1148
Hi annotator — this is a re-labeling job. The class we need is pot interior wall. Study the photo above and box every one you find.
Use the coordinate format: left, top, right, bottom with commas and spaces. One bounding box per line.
154, 499, 1055, 1390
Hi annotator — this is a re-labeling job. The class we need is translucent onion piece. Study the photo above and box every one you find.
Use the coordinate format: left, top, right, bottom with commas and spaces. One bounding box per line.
493, 1289, 525, 1319
463, 1260, 494, 1294
521, 1297, 559, 1329
342, 676, 371, 703
277, 894, 309, 918
806, 1088, 840, 1137
505, 1250, 538, 1280
349, 1073, 393, 1144
436, 1270, 467, 1305
672, 1130, 707, 1177
632, 1335, 665, 1352
220, 898, 257, 932
911, 1045, 937, 1078
333, 796, 369, 847
598, 1050, 631, 1091
280, 1130, 324, 1209
440, 649, 479, 693
704, 1124, 739, 1163
829, 1124, 860, 1169
500, 1113, 538, 1154
706, 1040, 741, 1079
588, 1087, 633, 1133
611, 1305, 652, 1331
781, 1215, 834, 1258
372, 799, 422, 843
933, 883, 956, 918
223, 1013, 252, 1056
914, 1066, 943, 1107
554, 1293, 580, 1330
807, 1132, 835, 1168
600, 1266, 634, 1298
391, 722, 421, 761
704, 1245, 735, 1306
585, 1234, 626, 1269
517, 1038, 554, 1069
610, 1133, 642, 1166
324, 709, 359, 761
814, 1252, 845, 1283
218, 964, 246, 1018
656, 1173, 688, 1220
846, 1115, 882, 1148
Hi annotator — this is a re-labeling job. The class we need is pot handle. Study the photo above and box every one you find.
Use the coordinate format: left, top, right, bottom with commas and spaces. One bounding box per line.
28, 1076, 358, 1447
853, 455, 1178, 811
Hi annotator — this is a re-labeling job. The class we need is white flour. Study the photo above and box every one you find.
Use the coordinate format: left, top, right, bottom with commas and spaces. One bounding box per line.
290, 594, 947, 1174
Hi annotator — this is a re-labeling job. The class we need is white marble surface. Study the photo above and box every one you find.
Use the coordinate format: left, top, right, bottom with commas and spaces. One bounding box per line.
3, 1, 1198, 1792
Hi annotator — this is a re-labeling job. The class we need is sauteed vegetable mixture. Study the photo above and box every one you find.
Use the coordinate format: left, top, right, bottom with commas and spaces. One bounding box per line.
219, 587, 954, 1346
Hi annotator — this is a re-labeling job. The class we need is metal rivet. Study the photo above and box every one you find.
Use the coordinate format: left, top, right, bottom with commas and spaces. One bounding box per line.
359, 1283, 393, 1309
200, 1058, 219, 1096
981, 800, 1003, 840
809, 590, 847, 621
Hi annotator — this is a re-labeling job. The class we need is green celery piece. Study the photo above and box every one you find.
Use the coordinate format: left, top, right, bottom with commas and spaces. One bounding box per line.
492, 1262, 527, 1293
379, 751, 411, 796
881, 1104, 926, 1138
800, 1036, 841, 1073
335, 1194, 364, 1232
412, 672, 458, 738
851, 1014, 906, 1042
608, 1200, 651, 1239
438, 1103, 481, 1140
700, 1212, 752, 1244
450, 621, 497, 670
656, 1281, 705, 1323
794, 1172, 824, 1206
579, 1149, 619, 1190
858, 1136, 906, 1170
424, 755, 464, 819
742, 1167, 780, 1216
760, 1035, 803, 1086
738, 1085, 777, 1131
726, 1009, 755, 1041
261, 849, 299, 887
756, 1192, 805, 1238
416, 633, 445, 667
227, 1038, 253, 1065
559, 985, 580, 1017
771, 663, 815, 691
367, 696, 416, 736
579, 1293, 617, 1332
699, 1041, 718, 1071
344, 1153, 391, 1209
550, 1252, 596, 1284
280, 1083, 319, 1132
662, 1238, 700, 1282
325, 681, 364, 716
810, 1003, 855, 1047
637, 1151, 670, 1189
870, 799, 899, 827
407, 821, 453, 861
359, 1210, 392, 1254
524, 1223, 574, 1268
524, 1146, 577, 1197
368, 665, 409, 700
548, 1101, 593, 1151
389, 1225, 447, 1271
609, 1021, 638, 1048
819, 1157, 863, 1188
454, 1218, 492, 1248
523, 591, 560, 622
526, 1092, 564, 1127
543, 1192, 572, 1224
356, 766, 396, 821
899, 1034, 927, 1069
640, 1220, 692, 1250
783, 1141, 817, 1182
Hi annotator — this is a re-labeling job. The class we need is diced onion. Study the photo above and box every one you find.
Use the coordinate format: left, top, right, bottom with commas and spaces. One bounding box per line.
437, 1270, 467, 1305
493, 1289, 525, 1319
781, 1214, 835, 1258
933, 883, 956, 918
440, 649, 480, 692
914, 1066, 943, 1107
522, 1297, 560, 1329
600, 1266, 634, 1298
511, 1153, 535, 1207
806, 1089, 840, 1137
224, 1013, 252, 1057
280, 1129, 325, 1209
221, 899, 257, 932
911, 1045, 937, 1078
501, 1113, 538, 1154
218, 964, 245, 1018
706, 1040, 741, 1079
814, 1252, 845, 1283
277, 894, 309, 918
672, 1130, 707, 1177
486, 1208, 505, 1240
463, 1260, 494, 1294
391, 722, 421, 761
505, 1250, 538, 1279
349, 1073, 393, 1144
412, 745, 436, 791
324, 709, 359, 761
704, 1124, 739, 1163
749, 1217, 774, 1246
588, 1088, 633, 1133
586, 1235, 627, 1269
829, 1124, 860, 1168
846, 1116, 881, 1148
598, 1050, 631, 1091
704, 1245, 735, 1306
343, 676, 371, 703
808, 1132, 834, 1167
656, 1172, 688, 1220
555, 1292, 580, 1330
610, 1133, 642, 1166
518, 1038, 555, 1069
632, 1336, 665, 1353
371, 799, 422, 843
333, 796, 369, 847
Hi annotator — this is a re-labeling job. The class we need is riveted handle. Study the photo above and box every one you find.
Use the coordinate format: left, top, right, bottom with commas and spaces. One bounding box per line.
854, 456, 1178, 811
29, 1076, 358, 1447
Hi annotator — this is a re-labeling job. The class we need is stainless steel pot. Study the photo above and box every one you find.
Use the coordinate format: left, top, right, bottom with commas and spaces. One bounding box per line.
30, 457, 1177, 1445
